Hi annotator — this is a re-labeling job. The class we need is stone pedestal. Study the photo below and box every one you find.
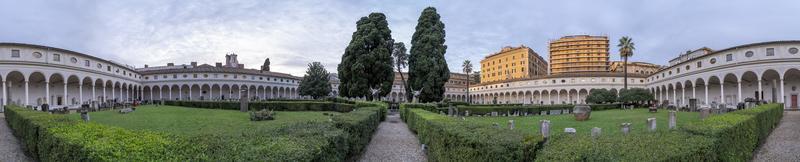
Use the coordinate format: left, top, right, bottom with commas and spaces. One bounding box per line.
239, 89, 249, 112
647, 118, 657, 132
564, 128, 576, 136
540, 120, 551, 138
591, 127, 601, 138
465, 110, 470, 117
669, 111, 677, 129
621, 123, 631, 135
508, 120, 515, 130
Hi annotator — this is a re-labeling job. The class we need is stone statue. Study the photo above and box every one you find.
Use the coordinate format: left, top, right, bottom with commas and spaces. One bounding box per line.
261, 58, 271, 71
370, 88, 381, 101
412, 90, 421, 103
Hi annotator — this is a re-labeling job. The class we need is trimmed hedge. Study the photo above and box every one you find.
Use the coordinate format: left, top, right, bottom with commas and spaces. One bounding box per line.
447, 104, 620, 116
163, 100, 356, 112
4, 105, 203, 161
681, 103, 783, 161
5, 102, 388, 161
535, 131, 716, 161
401, 104, 542, 161
333, 106, 386, 158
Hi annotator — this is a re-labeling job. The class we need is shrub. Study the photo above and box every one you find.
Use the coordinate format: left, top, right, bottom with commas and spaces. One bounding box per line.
535, 132, 716, 161
401, 104, 541, 161
586, 88, 617, 104
332, 107, 385, 158
163, 100, 356, 112
680, 104, 782, 161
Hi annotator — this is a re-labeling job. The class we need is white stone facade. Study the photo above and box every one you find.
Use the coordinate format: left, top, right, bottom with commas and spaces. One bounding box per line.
0, 43, 300, 111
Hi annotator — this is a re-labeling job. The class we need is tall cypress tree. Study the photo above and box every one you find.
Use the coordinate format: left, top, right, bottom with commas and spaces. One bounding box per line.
338, 13, 395, 100
408, 7, 449, 103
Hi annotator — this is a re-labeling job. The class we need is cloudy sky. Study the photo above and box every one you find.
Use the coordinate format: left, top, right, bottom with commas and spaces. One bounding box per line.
1, 0, 798, 76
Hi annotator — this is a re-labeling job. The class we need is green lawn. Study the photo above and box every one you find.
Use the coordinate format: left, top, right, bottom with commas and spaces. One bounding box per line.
465, 109, 702, 136
67, 105, 340, 136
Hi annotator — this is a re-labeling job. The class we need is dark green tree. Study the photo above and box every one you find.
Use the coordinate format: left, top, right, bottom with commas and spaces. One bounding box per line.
393, 42, 411, 102
585, 89, 617, 104
337, 13, 395, 101
471, 71, 481, 83
618, 88, 654, 105
299, 62, 331, 99
408, 7, 449, 103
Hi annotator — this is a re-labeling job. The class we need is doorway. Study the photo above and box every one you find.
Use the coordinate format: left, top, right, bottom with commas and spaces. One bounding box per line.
792, 95, 798, 108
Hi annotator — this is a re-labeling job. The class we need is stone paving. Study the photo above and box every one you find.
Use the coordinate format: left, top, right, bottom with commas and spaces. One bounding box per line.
0, 113, 33, 162
358, 112, 427, 162
753, 110, 800, 162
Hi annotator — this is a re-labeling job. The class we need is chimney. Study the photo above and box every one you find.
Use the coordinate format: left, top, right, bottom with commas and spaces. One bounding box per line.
167, 63, 174, 66
215, 62, 222, 67
144, 64, 148, 68
191, 62, 197, 67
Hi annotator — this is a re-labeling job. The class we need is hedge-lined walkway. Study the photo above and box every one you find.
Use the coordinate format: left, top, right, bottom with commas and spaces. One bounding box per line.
358, 113, 427, 162
0, 113, 32, 162
753, 111, 800, 161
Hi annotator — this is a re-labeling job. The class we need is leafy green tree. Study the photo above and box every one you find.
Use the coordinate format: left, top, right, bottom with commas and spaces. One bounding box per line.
338, 13, 395, 101
471, 71, 481, 83
618, 88, 654, 105
299, 62, 331, 99
462, 60, 473, 103
617, 36, 635, 90
393, 42, 411, 101
586, 89, 617, 104
408, 7, 449, 103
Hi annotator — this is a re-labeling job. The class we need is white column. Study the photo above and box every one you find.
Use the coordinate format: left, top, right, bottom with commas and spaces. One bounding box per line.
111, 85, 115, 102
159, 87, 163, 100
149, 87, 153, 101
24, 81, 29, 106
189, 86, 192, 101
168, 87, 172, 100
1, 81, 5, 108
672, 87, 676, 105
219, 87, 223, 100
556, 91, 561, 104
102, 86, 106, 102
178, 86, 182, 100
92, 85, 95, 103
692, 85, 696, 99
737, 81, 742, 103
79, 84, 83, 104
704, 85, 709, 105
63, 82, 68, 105
548, 92, 552, 105
45, 82, 50, 105
237, 88, 241, 99
720, 83, 725, 105
780, 79, 785, 103
681, 86, 685, 106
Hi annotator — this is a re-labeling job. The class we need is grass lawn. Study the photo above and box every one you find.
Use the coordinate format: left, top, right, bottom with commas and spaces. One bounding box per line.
465, 109, 702, 136
67, 105, 340, 136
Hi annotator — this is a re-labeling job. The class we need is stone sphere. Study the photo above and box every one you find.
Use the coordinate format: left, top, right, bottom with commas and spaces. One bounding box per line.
573, 105, 592, 121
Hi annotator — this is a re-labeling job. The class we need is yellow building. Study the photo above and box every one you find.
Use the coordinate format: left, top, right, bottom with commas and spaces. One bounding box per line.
549, 35, 610, 74
480, 45, 548, 83
609, 61, 663, 75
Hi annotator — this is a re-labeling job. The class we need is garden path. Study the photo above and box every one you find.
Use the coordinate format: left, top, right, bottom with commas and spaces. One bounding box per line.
0, 113, 33, 162
753, 110, 800, 161
358, 112, 427, 162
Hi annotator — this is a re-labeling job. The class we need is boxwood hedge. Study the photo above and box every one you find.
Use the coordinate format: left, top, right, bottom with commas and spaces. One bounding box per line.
5, 102, 387, 161
163, 100, 356, 112
401, 104, 542, 161
535, 132, 716, 161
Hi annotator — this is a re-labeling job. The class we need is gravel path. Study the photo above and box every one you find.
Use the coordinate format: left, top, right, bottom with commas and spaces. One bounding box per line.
358, 112, 427, 162
0, 113, 33, 162
753, 110, 800, 162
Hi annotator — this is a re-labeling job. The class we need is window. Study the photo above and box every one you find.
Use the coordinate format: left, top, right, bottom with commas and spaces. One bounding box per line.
709, 58, 717, 64
745, 51, 754, 57
193, 74, 197, 78
173, 74, 178, 78
726, 54, 733, 61
97, 63, 102, 68
71, 57, 78, 63
107, 66, 111, 71
685, 65, 690, 70
53, 54, 61, 61
766, 48, 775, 56
84, 60, 90, 67
790, 48, 799, 54
33, 52, 42, 58
697, 61, 702, 68
11, 50, 20, 57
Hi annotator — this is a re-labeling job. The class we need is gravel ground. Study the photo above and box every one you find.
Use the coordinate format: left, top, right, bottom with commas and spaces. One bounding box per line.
753, 110, 800, 162
358, 113, 427, 162
0, 113, 33, 162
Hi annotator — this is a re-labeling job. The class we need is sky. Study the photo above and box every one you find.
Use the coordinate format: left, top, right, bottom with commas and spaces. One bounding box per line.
1, 0, 799, 76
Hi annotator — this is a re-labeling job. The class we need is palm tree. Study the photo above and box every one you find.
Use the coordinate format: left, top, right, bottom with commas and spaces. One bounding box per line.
617, 36, 635, 90
392, 42, 410, 102
462, 60, 473, 103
